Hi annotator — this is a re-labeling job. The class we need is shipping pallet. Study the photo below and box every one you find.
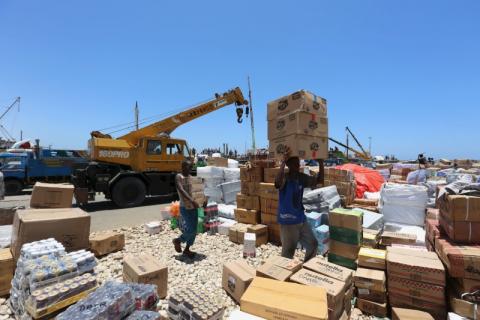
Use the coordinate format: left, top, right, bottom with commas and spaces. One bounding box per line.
24, 286, 97, 319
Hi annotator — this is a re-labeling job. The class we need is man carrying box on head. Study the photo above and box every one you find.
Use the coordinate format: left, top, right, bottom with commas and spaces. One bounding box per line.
275, 147, 323, 262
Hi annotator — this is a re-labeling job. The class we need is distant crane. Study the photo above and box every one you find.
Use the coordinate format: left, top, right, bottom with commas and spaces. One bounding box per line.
0, 97, 20, 144
345, 126, 369, 157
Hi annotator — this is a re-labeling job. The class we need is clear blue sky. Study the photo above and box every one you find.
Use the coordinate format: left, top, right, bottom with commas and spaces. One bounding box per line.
1, 1, 479, 160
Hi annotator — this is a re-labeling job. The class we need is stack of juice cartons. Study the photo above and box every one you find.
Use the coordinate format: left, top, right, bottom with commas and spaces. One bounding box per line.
267, 90, 328, 161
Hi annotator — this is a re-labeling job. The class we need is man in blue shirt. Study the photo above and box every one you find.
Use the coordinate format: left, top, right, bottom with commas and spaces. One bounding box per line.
275, 148, 323, 262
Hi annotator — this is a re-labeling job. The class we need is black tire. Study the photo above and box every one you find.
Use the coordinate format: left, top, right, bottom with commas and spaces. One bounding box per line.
5, 180, 23, 196
111, 176, 146, 208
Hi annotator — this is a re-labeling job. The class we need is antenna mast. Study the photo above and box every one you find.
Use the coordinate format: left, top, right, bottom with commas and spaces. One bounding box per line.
247, 76, 256, 154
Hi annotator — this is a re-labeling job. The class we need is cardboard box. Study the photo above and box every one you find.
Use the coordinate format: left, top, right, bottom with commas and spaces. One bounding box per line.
290, 268, 347, 308
265, 256, 303, 273
267, 90, 327, 121
267, 223, 281, 244
389, 292, 446, 320
0, 249, 13, 296
89, 232, 125, 256
222, 260, 256, 303
329, 208, 363, 232
388, 275, 445, 306
435, 237, 480, 280
260, 198, 278, 215
358, 247, 386, 270
240, 167, 264, 183
303, 256, 353, 284
269, 134, 328, 160
362, 229, 380, 248
425, 219, 442, 247
268, 111, 328, 140
230, 224, 249, 244
237, 194, 261, 211
453, 277, 480, 293
260, 212, 276, 225
263, 167, 288, 184
381, 231, 417, 246
243, 233, 256, 258
256, 262, 293, 282
229, 225, 239, 243
437, 194, 480, 222
354, 268, 386, 292
392, 307, 435, 320
426, 208, 440, 220
30, 182, 74, 208
241, 182, 260, 196
356, 298, 388, 318
247, 224, 268, 247
11, 208, 90, 260
439, 210, 480, 243
356, 287, 386, 304
235, 208, 260, 225
449, 293, 480, 320
207, 157, 228, 167
387, 246, 445, 286
241, 277, 328, 320
329, 240, 360, 260
257, 183, 279, 201
123, 254, 168, 298
328, 252, 357, 270
0, 207, 15, 226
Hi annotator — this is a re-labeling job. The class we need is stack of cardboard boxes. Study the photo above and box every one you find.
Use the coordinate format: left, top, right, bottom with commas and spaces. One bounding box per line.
328, 208, 363, 269
236, 166, 262, 225
189, 176, 206, 206
267, 90, 328, 161
257, 166, 282, 244
324, 168, 357, 205
354, 268, 388, 317
123, 253, 168, 299
387, 247, 446, 319
291, 256, 354, 320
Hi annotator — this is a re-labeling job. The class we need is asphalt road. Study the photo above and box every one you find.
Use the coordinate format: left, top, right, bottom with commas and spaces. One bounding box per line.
0, 190, 172, 232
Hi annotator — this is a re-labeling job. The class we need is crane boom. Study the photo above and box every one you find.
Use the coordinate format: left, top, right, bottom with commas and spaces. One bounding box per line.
329, 137, 371, 160
113, 87, 248, 146
345, 126, 368, 156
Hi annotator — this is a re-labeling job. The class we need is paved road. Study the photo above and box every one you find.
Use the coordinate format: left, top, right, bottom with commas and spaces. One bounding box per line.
0, 191, 172, 232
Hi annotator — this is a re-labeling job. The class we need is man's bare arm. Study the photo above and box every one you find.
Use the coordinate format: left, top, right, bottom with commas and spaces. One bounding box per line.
175, 175, 198, 208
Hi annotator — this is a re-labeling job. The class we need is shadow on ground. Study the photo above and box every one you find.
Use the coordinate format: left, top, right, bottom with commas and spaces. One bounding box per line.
174, 253, 207, 264
80, 195, 175, 213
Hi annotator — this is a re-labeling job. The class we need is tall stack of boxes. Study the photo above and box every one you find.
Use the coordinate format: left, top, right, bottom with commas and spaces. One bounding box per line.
328, 208, 363, 270
387, 247, 446, 319
324, 168, 357, 205
267, 90, 328, 161
259, 167, 281, 244
435, 190, 480, 319
354, 268, 388, 317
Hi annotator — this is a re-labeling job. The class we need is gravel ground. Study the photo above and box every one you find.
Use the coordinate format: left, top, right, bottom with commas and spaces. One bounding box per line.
0, 221, 305, 319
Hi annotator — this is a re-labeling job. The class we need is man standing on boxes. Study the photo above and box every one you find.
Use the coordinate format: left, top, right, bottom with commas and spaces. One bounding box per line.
275, 148, 323, 262
173, 160, 199, 258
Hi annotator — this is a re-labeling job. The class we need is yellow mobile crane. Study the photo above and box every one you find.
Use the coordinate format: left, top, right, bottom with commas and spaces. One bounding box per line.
72, 87, 248, 207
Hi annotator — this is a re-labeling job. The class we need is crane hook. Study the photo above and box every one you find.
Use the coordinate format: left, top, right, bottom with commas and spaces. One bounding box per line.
236, 107, 244, 123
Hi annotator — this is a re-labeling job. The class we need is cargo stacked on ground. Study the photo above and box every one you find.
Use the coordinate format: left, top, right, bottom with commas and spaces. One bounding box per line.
328, 208, 363, 269
324, 168, 356, 206
354, 267, 388, 317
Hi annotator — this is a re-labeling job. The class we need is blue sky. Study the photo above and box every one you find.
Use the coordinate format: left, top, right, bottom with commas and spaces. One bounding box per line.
0, 1, 479, 160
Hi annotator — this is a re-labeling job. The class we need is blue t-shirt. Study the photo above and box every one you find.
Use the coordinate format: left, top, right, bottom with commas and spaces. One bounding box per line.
277, 173, 315, 225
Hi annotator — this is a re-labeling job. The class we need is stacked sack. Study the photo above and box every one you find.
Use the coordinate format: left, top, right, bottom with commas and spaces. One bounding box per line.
267, 90, 328, 161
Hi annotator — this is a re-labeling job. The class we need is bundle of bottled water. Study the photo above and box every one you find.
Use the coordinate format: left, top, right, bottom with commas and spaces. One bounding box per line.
67, 249, 97, 274
126, 310, 161, 320
168, 286, 225, 320
128, 283, 159, 311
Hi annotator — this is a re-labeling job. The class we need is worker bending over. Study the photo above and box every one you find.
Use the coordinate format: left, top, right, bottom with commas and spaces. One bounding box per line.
173, 160, 199, 258
275, 148, 323, 262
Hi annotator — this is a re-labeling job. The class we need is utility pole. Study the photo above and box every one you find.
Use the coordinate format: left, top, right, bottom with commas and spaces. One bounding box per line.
134, 101, 139, 130
247, 76, 256, 154
368, 137, 372, 156
345, 128, 349, 159
20, 130, 23, 140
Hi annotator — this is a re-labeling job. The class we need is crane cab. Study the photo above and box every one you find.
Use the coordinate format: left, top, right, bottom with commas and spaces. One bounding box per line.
137, 136, 191, 173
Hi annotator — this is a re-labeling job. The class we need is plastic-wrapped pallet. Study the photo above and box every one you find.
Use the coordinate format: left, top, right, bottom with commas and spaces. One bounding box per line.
227, 159, 239, 169
0, 225, 11, 248
303, 185, 341, 213
219, 180, 241, 204
217, 204, 236, 219
223, 168, 240, 182
204, 187, 222, 203
379, 183, 428, 227
197, 166, 224, 179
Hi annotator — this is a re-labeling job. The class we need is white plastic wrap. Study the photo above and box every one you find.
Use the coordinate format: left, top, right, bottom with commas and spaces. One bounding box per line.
356, 209, 384, 230
227, 159, 239, 169
217, 204, 236, 219
0, 225, 11, 248
204, 187, 222, 203
218, 219, 236, 235
196, 166, 224, 179
223, 168, 240, 182
406, 169, 427, 184
363, 191, 380, 200
303, 185, 341, 213
204, 178, 224, 188
384, 222, 426, 246
379, 183, 428, 227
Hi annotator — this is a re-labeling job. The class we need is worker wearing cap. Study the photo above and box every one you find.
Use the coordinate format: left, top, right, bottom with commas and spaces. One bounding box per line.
275, 148, 323, 262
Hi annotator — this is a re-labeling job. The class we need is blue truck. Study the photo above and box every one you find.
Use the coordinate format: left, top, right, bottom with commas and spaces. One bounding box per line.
0, 149, 88, 195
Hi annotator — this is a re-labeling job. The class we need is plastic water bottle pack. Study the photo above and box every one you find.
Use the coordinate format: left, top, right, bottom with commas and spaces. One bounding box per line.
127, 283, 159, 311
126, 310, 161, 320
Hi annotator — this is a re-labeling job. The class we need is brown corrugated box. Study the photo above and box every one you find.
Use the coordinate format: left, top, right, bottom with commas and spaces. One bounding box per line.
246, 224, 268, 247
425, 219, 442, 248
356, 287, 386, 304
381, 231, 416, 246
386, 247, 445, 286
234, 208, 260, 225
303, 256, 353, 284
329, 240, 360, 260
389, 292, 446, 320
290, 268, 347, 309
260, 198, 278, 215
391, 307, 434, 320
0, 207, 16, 226
11, 208, 90, 260
439, 209, 480, 243
241, 277, 328, 320
257, 256, 302, 281
30, 182, 74, 208
387, 275, 445, 306
229, 224, 249, 244
260, 212, 276, 225
267, 90, 327, 121
358, 247, 386, 270
453, 277, 480, 293
257, 183, 279, 201
123, 254, 168, 298
269, 135, 328, 161
356, 298, 388, 318
437, 194, 480, 222
268, 111, 328, 140
240, 167, 264, 183
236, 194, 261, 211
207, 157, 228, 167
0, 249, 14, 296
449, 292, 480, 320
435, 237, 480, 280
89, 232, 125, 257
222, 260, 255, 303
241, 182, 260, 196
263, 167, 288, 184
354, 268, 386, 292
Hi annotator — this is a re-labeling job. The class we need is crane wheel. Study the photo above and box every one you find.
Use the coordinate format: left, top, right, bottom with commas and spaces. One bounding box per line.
5, 180, 23, 196
111, 177, 146, 208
